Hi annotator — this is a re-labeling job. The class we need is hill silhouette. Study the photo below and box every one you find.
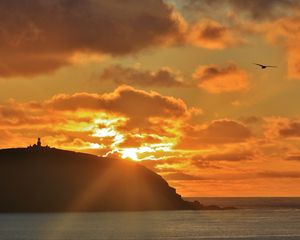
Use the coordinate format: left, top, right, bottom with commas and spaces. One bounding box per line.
0, 146, 231, 212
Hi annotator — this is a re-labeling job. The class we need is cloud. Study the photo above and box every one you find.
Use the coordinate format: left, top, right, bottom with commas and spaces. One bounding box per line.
191, 158, 221, 169
0, 102, 63, 127
279, 121, 300, 138
194, 150, 254, 162
42, 85, 193, 137
178, 119, 252, 148
191, 148, 254, 170
228, 0, 299, 20
239, 116, 262, 125
140, 155, 190, 172
46, 85, 188, 119
192, 63, 249, 93
187, 19, 243, 49
0, 129, 17, 145
0, 0, 185, 77
183, 1, 300, 81
257, 171, 300, 179
100, 65, 186, 87
163, 171, 203, 181
183, 0, 299, 21
231, 13, 300, 80
0, 86, 195, 156
286, 154, 300, 161
265, 118, 300, 139
265, 15, 300, 79
119, 134, 162, 148
0, 85, 193, 150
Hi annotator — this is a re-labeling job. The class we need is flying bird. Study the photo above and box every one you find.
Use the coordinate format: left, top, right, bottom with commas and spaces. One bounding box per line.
253, 63, 277, 69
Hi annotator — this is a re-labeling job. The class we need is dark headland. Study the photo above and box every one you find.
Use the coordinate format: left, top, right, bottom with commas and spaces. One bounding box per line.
0, 143, 234, 212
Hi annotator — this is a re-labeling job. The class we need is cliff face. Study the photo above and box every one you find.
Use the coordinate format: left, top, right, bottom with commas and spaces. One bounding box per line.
0, 147, 196, 212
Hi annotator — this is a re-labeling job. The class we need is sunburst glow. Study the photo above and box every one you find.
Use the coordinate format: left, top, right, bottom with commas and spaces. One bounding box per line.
121, 148, 139, 161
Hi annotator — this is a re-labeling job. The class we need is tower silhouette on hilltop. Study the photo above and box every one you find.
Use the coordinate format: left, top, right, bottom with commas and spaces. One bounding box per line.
37, 138, 41, 148
27, 137, 49, 149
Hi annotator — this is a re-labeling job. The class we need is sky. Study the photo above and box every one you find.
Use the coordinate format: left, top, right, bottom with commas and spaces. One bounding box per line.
1, 0, 300, 197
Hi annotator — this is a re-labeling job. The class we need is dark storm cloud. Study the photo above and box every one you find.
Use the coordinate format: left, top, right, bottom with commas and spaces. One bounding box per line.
0, 0, 184, 77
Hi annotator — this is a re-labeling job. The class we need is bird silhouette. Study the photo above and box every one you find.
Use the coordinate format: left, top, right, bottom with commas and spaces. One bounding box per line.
253, 63, 277, 69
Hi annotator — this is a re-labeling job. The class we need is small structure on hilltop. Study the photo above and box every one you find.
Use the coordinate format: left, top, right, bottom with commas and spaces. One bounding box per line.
37, 138, 42, 148
27, 138, 49, 149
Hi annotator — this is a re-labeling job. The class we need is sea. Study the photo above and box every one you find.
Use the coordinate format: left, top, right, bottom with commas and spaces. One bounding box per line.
0, 198, 300, 240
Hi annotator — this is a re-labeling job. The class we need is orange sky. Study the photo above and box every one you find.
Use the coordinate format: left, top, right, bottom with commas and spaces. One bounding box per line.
1, 0, 300, 197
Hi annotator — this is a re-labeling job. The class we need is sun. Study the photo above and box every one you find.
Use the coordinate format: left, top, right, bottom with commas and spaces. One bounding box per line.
121, 148, 139, 161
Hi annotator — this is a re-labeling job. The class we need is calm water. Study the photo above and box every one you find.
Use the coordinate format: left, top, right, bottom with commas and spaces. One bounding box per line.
187, 197, 300, 209
0, 198, 300, 240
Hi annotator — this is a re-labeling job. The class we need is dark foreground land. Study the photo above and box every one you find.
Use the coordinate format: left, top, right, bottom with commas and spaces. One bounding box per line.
0, 147, 233, 212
